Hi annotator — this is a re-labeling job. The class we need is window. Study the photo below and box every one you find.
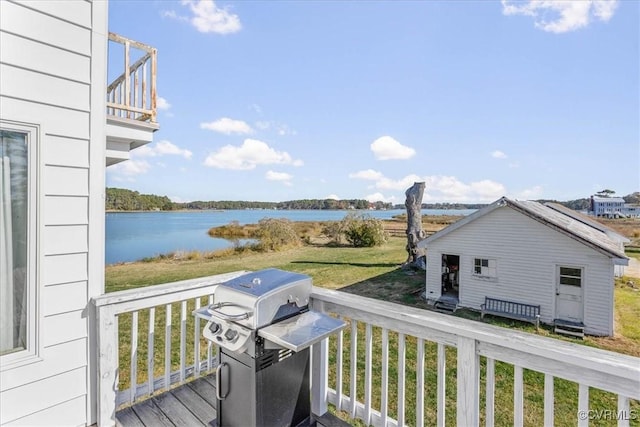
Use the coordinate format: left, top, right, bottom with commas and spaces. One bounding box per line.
559, 267, 582, 287
473, 258, 497, 278
1, 122, 38, 366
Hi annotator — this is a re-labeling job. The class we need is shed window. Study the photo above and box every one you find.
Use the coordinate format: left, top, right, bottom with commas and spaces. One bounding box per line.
473, 258, 497, 278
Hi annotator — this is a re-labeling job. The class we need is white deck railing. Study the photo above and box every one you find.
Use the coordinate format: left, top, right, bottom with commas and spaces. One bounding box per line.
93, 274, 640, 427
310, 288, 640, 427
92, 271, 248, 427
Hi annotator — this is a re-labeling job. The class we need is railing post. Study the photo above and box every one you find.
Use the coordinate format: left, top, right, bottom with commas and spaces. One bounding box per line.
457, 336, 479, 426
150, 48, 157, 122
311, 300, 328, 416
95, 303, 118, 427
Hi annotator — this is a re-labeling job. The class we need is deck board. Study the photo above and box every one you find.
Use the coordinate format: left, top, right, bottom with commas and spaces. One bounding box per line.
172, 382, 216, 426
152, 391, 205, 426
129, 398, 173, 427
116, 374, 348, 426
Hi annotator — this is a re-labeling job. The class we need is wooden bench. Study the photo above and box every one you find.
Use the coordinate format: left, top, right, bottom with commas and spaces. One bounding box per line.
480, 297, 541, 330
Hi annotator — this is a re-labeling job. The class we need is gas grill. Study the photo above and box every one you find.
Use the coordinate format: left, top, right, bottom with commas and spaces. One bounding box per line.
193, 268, 346, 427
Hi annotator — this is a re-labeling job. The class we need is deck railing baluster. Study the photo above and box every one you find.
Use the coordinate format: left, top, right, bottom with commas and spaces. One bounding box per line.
486, 357, 496, 427
436, 343, 446, 427
397, 332, 405, 427
544, 373, 553, 426
194, 298, 201, 378
335, 323, 344, 412
129, 311, 138, 404
180, 300, 187, 383
416, 338, 424, 427
164, 303, 172, 392
364, 324, 373, 425
578, 384, 589, 427
147, 307, 155, 397
349, 320, 358, 419
514, 365, 524, 427
380, 328, 389, 426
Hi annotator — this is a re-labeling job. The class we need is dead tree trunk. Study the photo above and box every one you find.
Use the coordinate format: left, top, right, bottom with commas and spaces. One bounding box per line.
402, 182, 427, 269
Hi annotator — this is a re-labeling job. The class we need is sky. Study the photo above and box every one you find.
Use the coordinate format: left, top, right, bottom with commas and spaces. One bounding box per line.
106, 0, 639, 205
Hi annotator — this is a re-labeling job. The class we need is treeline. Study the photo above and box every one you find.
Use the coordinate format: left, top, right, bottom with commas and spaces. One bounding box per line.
176, 198, 389, 210
105, 188, 392, 211
106, 188, 173, 211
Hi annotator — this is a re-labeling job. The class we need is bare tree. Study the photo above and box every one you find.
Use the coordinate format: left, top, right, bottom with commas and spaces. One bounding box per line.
402, 182, 427, 269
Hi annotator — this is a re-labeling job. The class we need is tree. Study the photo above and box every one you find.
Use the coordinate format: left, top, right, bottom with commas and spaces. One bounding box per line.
402, 182, 427, 269
596, 189, 616, 198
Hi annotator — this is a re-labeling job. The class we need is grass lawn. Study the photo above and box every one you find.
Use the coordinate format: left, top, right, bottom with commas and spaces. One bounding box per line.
106, 236, 640, 426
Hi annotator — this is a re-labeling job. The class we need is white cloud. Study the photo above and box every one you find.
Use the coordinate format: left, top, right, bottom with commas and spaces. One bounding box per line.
204, 139, 303, 170
351, 170, 506, 202
491, 150, 507, 159
174, 0, 241, 34
201, 117, 253, 135
370, 136, 416, 160
108, 159, 152, 176
376, 174, 424, 191
326, 194, 340, 200
502, 0, 618, 33
365, 192, 397, 204
157, 97, 171, 111
511, 185, 544, 200
266, 170, 293, 182
348, 169, 385, 181
133, 140, 192, 159
254, 120, 297, 136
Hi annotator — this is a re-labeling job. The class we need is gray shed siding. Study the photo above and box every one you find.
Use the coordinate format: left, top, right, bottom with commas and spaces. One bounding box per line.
426, 206, 614, 336
0, 0, 106, 425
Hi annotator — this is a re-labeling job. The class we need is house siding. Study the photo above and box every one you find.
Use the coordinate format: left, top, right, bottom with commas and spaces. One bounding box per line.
0, 0, 106, 425
426, 206, 614, 336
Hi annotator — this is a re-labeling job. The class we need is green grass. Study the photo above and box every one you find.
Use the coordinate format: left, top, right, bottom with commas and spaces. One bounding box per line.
106, 237, 640, 426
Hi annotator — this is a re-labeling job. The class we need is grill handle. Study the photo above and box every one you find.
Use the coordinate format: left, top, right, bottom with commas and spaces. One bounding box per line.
208, 302, 253, 320
216, 362, 228, 400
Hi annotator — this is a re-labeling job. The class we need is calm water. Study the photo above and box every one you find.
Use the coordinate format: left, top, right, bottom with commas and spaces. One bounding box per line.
105, 209, 474, 265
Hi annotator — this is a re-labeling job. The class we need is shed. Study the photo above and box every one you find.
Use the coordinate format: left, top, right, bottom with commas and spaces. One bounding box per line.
417, 197, 629, 336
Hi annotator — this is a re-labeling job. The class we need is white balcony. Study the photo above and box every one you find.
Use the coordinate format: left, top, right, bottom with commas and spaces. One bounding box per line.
105, 32, 159, 166
92, 272, 640, 427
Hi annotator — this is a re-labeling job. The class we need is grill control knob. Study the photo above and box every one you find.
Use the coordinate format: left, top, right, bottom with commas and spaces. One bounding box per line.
224, 329, 238, 342
208, 322, 221, 335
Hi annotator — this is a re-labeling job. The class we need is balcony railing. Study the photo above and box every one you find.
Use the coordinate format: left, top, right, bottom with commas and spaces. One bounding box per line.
93, 273, 640, 427
106, 32, 157, 123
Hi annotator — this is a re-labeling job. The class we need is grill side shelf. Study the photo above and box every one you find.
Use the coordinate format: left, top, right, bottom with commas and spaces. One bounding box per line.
257, 311, 346, 352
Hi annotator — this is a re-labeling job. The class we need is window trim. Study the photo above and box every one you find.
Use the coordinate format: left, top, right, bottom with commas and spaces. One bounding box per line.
0, 119, 42, 370
472, 256, 497, 280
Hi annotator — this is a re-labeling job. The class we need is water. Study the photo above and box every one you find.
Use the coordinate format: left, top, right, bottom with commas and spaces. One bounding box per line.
105, 209, 475, 265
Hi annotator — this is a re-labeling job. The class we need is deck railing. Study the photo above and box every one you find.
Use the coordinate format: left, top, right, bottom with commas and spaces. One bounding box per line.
92, 271, 248, 427
107, 32, 157, 122
310, 288, 640, 427
93, 274, 640, 427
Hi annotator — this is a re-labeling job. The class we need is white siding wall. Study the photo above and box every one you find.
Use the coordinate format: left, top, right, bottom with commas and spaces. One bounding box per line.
425, 206, 614, 336
0, 1, 106, 425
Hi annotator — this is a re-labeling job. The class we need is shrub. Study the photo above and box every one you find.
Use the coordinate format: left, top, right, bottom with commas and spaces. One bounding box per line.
256, 218, 301, 251
339, 212, 387, 247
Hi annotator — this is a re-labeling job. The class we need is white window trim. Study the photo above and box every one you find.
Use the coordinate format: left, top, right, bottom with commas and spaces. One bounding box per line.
0, 119, 42, 371
472, 256, 498, 280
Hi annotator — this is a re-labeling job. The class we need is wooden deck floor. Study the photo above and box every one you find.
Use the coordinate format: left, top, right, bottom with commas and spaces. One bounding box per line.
116, 375, 217, 427
115, 374, 349, 427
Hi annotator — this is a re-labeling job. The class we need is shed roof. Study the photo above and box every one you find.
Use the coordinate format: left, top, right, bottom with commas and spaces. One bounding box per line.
417, 197, 628, 261
544, 202, 630, 244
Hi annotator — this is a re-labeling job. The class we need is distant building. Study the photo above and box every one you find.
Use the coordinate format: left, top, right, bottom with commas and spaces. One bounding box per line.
590, 196, 640, 218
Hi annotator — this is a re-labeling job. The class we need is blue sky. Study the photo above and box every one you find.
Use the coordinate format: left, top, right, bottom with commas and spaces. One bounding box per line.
106, 0, 639, 204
